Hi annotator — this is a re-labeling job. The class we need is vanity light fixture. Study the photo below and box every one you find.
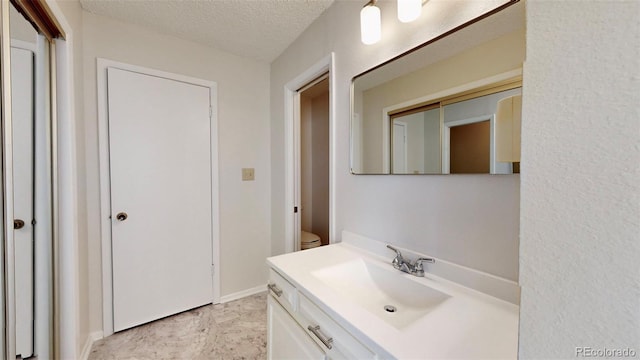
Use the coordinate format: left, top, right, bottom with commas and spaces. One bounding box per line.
397, 0, 422, 23
360, 0, 381, 45
361, 0, 426, 45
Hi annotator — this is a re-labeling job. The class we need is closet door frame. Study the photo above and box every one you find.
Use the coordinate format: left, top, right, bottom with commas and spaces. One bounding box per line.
0, 0, 76, 358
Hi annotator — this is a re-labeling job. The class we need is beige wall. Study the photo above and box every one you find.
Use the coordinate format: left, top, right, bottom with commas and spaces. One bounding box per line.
519, 1, 639, 357
81, 12, 271, 334
311, 93, 330, 245
300, 90, 330, 245
361, 28, 525, 172
300, 95, 313, 231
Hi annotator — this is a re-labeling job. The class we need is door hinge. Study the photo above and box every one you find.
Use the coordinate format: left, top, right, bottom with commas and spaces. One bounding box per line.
294, 206, 298, 213
209, 107, 213, 118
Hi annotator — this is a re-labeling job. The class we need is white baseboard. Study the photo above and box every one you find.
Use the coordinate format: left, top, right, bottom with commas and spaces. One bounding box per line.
219, 284, 266, 303
79, 331, 104, 360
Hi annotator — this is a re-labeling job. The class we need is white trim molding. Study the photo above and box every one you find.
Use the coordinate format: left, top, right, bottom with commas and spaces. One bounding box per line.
1, 2, 17, 357
79, 331, 103, 360
283, 53, 336, 254
219, 285, 267, 304
41, 0, 80, 358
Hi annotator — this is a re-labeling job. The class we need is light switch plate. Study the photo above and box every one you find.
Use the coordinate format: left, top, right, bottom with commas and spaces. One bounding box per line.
242, 168, 255, 181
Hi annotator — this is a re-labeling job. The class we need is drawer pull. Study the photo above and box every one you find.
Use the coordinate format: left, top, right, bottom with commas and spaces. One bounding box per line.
267, 283, 283, 297
307, 325, 333, 350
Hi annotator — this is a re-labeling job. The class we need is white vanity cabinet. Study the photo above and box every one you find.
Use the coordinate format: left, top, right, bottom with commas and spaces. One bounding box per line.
267, 268, 378, 360
267, 235, 521, 360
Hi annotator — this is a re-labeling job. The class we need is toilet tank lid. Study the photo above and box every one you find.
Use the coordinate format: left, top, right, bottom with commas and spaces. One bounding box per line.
301, 231, 321, 243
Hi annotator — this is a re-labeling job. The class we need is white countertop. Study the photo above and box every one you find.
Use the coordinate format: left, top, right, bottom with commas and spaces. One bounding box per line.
267, 240, 519, 359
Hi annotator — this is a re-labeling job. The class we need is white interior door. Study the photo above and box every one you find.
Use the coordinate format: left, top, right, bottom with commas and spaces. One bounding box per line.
12, 46, 34, 358
392, 122, 407, 173
107, 67, 213, 332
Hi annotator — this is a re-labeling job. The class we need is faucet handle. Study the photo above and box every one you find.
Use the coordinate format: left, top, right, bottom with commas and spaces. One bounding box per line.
414, 257, 435, 274
386, 245, 403, 258
415, 257, 435, 265
386, 245, 404, 268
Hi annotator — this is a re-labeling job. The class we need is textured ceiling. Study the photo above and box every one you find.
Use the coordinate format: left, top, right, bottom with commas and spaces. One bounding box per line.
79, 0, 335, 63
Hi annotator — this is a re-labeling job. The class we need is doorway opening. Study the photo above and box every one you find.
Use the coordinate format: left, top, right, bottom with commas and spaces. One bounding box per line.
283, 53, 334, 254
449, 120, 491, 173
297, 75, 329, 250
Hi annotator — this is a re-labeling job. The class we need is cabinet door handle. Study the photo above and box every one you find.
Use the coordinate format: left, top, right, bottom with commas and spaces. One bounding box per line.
307, 325, 333, 350
267, 283, 283, 297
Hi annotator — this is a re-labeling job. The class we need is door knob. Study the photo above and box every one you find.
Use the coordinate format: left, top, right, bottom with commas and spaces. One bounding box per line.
14, 219, 25, 229
116, 212, 128, 221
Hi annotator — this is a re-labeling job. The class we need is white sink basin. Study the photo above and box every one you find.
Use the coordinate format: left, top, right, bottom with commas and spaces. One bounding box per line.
312, 258, 450, 330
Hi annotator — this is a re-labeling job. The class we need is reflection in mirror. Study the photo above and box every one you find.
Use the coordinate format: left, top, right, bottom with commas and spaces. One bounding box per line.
442, 86, 522, 174
389, 86, 522, 174
11, 4, 38, 357
391, 105, 440, 174
351, 1, 524, 174
9, 3, 53, 358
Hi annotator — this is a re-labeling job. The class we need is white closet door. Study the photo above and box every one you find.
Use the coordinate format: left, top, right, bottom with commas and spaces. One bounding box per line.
12, 47, 34, 358
107, 67, 213, 332
392, 123, 407, 173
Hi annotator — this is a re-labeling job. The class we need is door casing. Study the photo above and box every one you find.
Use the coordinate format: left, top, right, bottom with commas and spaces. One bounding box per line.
283, 53, 335, 254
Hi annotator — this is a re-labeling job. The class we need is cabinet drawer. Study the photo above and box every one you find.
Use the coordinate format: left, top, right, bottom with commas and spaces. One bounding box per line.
298, 293, 376, 360
268, 269, 297, 312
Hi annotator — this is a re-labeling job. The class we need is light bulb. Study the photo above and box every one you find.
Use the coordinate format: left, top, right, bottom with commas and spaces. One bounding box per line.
360, 3, 381, 45
397, 0, 422, 23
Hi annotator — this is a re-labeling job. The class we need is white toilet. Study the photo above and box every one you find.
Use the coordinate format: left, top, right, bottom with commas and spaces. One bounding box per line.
301, 231, 321, 250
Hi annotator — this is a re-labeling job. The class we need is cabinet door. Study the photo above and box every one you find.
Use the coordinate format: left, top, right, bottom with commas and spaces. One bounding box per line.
268, 296, 325, 360
298, 293, 377, 360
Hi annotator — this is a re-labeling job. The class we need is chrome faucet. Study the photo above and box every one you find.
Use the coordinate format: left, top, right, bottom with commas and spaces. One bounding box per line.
386, 245, 434, 277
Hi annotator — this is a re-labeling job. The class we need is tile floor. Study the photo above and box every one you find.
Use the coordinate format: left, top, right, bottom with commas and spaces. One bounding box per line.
89, 292, 267, 360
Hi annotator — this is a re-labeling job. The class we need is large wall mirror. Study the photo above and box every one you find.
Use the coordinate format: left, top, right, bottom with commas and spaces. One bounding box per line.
351, 1, 524, 175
